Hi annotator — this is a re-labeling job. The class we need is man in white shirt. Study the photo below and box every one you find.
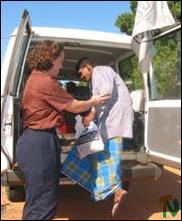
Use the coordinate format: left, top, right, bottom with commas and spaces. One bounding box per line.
76, 57, 134, 216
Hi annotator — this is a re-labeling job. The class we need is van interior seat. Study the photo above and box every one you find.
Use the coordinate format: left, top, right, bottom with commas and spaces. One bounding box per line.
130, 89, 145, 113
123, 89, 145, 150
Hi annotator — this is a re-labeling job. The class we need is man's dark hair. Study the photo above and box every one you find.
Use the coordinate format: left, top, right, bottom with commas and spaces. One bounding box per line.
76, 57, 95, 74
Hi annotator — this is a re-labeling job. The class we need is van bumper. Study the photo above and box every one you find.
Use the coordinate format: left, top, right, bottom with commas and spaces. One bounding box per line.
1, 167, 24, 186
1, 161, 163, 186
121, 160, 163, 181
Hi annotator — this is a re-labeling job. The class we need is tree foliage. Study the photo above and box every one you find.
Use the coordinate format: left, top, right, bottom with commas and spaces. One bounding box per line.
115, 1, 181, 99
115, 1, 181, 35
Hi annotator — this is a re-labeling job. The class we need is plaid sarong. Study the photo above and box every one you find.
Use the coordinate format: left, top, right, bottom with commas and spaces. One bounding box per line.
60, 137, 123, 201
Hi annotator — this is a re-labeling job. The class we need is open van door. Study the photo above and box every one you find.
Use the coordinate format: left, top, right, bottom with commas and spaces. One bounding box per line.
1, 10, 32, 173
131, 2, 180, 169
145, 25, 181, 169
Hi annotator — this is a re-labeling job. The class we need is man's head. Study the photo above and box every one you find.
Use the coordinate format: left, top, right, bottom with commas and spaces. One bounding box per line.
27, 40, 64, 77
76, 57, 95, 81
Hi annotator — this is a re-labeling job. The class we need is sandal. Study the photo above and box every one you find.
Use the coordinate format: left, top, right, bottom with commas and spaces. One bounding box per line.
111, 189, 128, 216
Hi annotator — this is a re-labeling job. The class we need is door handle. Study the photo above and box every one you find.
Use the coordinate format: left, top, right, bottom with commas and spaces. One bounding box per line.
4, 122, 12, 126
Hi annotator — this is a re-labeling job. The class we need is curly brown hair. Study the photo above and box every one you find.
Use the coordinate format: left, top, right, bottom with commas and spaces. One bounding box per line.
27, 40, 64, 71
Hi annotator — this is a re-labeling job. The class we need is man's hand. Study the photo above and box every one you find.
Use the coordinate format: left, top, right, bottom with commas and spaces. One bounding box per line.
82, 111, 96, 127
92, 93, 111, 105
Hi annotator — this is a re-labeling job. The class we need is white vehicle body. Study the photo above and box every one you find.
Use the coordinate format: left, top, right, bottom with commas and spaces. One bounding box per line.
1, 11, 181, 200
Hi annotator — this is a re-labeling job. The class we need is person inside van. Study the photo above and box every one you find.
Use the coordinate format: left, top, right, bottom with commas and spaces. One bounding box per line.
15, 41, 110, 220
61, 57, 133, 216
66, 81, 77, 96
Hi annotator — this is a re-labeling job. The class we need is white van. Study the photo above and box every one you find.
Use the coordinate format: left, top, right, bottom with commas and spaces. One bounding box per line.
1, 10, 181, 201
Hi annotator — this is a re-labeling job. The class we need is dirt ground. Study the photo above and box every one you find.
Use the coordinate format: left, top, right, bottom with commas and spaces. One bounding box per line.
1, 166, 181, 220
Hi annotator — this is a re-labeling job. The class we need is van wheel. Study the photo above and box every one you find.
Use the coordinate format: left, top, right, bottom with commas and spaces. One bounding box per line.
7, 185, 25, 202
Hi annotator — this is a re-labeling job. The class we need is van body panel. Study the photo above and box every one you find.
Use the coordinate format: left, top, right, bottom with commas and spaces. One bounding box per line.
145, 99, 181, 169
1, 96, 14, 172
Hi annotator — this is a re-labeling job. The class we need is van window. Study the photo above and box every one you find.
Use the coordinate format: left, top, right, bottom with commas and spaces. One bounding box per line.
9, 27, 31, 96
150, 28, 181, 100
59, 80, 91, 100
118, 56, 144, 92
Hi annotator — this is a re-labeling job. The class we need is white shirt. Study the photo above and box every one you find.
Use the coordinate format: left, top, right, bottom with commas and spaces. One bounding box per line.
92, 66, 134, 142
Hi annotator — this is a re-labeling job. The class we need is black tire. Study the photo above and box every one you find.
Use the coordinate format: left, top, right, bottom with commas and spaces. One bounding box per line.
7, 185, 25, 202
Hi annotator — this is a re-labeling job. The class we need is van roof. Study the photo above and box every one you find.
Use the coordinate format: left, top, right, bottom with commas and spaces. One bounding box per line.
12, 26, 132, 46
11, 27, 133, 81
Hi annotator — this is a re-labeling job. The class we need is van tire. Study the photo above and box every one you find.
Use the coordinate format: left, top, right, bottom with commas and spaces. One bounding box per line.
7, 185, 25, 202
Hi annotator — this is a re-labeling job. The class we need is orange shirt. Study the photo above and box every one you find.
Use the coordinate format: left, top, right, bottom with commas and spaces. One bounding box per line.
22, 70, 74, 130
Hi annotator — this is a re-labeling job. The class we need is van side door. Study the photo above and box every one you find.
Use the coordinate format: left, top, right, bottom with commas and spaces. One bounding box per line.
1, 10, 32, 173
145, 26, 181, 169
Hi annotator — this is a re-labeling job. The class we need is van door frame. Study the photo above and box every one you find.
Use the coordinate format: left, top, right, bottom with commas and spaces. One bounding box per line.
144, 25, 181, 169
1, 9, 32, 172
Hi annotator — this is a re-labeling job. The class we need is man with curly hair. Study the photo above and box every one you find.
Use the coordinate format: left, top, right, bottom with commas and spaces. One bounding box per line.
15, 40, 110, 220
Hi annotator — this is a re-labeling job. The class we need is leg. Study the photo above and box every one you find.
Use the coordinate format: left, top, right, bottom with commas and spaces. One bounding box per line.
112, 188, 128, 216
91, 137, 123, 201
16, 129, 60, 220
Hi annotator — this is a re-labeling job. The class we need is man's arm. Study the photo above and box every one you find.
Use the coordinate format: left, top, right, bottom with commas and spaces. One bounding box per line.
64, 94, 110, 114
92, 67, 115, 96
